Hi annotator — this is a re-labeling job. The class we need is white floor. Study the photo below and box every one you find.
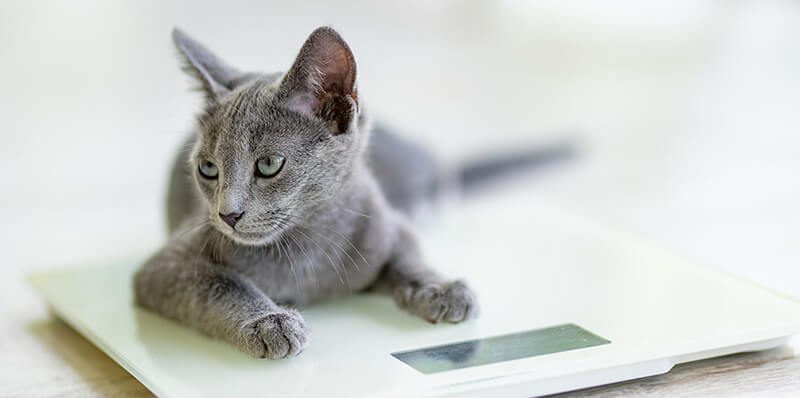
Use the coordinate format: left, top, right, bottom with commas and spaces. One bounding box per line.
1, 0, 799, 386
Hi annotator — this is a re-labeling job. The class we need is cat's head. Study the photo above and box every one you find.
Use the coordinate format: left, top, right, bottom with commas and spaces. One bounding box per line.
174, 27, 367, 245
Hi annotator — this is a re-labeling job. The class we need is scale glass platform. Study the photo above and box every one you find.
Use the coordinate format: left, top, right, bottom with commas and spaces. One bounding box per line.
29, 193, 800, 397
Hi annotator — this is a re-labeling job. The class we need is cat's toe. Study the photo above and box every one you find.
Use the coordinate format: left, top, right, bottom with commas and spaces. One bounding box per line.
441, 280, 479, 323
245, 310, 311, 359
397, 280, 479, 324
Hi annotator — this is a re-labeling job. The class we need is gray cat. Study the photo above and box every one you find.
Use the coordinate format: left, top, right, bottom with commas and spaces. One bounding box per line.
134, 26, 571, 359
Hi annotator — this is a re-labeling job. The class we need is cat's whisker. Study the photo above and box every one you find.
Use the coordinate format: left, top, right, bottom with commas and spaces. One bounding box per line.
292, 226, 347, 287
316, 225, 371, 271
298, 232, 320, 289
281, 225, 315, 288
171, 218, 212, 242
293, 223, 361, 273
272, 212, 355, 287
283, 227, 319, 289
271, 222, 300, 293
341, 207, 371, 219
271, 232, 283, 261
291, 225, 357, 298
278, 211, 372, 271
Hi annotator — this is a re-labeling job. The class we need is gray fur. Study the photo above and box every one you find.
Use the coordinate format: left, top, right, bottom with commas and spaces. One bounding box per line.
135, 27, 477, 359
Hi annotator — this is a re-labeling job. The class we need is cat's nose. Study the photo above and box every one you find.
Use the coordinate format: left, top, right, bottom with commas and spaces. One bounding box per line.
219, 211, 244, 229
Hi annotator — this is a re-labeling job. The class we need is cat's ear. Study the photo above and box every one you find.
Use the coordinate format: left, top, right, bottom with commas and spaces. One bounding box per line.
277, 27, 359, 135
172, 28, 242, 102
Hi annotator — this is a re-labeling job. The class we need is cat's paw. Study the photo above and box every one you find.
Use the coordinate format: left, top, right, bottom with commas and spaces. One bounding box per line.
241, 310, 311, 359
394, 280, 479, 324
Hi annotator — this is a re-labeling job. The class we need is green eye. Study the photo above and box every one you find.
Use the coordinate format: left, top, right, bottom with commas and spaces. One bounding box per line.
198, 160, 218, 179
256, 155, 285, 178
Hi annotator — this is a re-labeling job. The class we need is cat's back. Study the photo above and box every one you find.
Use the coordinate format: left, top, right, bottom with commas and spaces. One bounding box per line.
367, 124, 448, 215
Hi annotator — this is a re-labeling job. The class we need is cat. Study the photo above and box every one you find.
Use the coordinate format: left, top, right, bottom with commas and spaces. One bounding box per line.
134, 26, 572, 359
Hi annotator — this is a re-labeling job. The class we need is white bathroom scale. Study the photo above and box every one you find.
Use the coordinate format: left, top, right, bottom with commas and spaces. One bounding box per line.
29, 192, 800, 398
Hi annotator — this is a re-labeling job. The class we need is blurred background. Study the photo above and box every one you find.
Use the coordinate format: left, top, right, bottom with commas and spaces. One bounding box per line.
1, 0, 799, 394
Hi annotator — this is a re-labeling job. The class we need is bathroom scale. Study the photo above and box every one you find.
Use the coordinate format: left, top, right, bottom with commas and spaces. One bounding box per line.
28, 191, 800, 398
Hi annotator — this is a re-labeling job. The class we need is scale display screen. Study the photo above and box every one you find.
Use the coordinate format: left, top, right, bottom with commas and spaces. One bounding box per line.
391, 323, 610, 374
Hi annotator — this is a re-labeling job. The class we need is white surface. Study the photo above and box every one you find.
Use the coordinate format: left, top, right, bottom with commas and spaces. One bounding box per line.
28, 194, 800, 398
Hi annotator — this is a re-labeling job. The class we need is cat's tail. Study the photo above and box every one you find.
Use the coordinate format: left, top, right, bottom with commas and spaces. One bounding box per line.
368, 124, 577, 215
455, 139, 577, 194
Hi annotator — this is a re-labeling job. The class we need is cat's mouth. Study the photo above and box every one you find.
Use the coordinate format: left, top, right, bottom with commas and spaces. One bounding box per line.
210, 219, 284, 246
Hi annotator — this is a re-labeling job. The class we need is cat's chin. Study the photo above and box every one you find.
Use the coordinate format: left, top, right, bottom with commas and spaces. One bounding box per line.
222, 230, 278, 246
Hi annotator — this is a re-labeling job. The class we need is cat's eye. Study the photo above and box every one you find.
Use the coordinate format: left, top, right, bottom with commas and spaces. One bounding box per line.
256, 155, 285, 178
198, 160, 218, 179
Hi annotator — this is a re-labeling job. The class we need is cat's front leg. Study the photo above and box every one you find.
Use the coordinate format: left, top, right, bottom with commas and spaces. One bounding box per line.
375, 222, 479, 324
134, 246, 310, 359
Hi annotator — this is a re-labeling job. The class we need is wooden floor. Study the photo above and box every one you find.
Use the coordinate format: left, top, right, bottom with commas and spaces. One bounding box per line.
570, 345, 800, 397
2, 1, 799, 396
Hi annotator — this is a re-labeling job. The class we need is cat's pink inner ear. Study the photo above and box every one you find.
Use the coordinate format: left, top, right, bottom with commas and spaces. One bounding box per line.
285, 92, 320, 116
311, 41, 357, 100
282, 28, 359, 129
